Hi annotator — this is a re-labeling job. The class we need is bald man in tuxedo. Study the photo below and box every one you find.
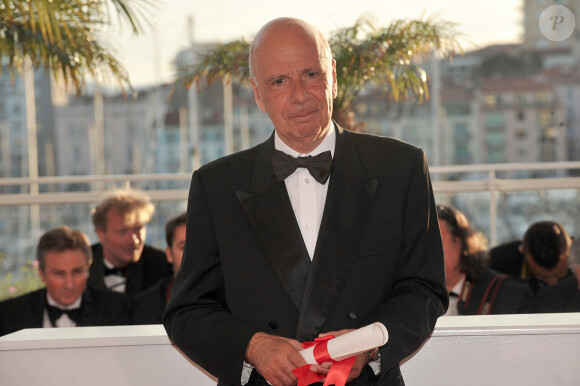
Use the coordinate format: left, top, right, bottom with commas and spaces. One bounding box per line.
164, 17, 447, 386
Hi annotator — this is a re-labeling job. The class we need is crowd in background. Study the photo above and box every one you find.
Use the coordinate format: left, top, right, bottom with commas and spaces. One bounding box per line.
1, 189, 579, 337
0, 189, 184, 336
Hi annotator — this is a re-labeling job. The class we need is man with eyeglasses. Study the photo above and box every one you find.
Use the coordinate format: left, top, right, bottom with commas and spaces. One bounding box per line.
88, 189, 172, 299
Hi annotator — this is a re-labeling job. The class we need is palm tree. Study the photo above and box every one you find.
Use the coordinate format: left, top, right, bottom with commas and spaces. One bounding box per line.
176, 15, 463, 130
0, 0, 154, 233
0, 0, 154, 92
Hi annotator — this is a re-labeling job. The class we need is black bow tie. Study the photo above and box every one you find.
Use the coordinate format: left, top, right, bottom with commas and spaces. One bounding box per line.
271, 149, 332, 184
104, 266, 127, 277
46, 304, 81, 325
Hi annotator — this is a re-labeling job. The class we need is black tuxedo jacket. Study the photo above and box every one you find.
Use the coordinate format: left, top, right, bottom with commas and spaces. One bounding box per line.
535, 275, 580, 313
489, 240, 524, 278
88, 243, 172, 299
0, 285, 131, 337
132, 276, 174, 324
164, 126, 448, 385
457, 270, 535, 315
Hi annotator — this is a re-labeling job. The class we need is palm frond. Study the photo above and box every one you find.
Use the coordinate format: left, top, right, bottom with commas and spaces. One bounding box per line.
0, 0, 155, 93
177, 40, 251, 90
174, 15, 464, 112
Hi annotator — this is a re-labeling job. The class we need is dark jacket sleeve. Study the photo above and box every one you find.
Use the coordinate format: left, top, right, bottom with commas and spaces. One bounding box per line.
360, 147, 448, 372
163, 170, 259, 384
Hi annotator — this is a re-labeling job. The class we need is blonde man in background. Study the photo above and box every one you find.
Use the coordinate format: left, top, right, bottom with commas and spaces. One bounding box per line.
88, 189, 172, 299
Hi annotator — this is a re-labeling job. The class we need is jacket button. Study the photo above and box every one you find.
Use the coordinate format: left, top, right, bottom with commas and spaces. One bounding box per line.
348, 311, 357, 320
268, 321, 278, 330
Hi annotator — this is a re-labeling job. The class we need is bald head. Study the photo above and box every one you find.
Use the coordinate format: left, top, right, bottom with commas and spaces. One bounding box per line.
248, 17, 337, 153
249, 17, 333, 81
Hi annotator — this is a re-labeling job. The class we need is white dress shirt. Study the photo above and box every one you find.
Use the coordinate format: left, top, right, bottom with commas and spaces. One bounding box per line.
103, 258, 127, 293
274, 126, 336, 259
444, 275, 466, 316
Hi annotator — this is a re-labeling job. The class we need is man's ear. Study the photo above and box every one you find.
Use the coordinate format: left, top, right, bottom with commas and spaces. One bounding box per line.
39, 268, 47, 285
96, 228, 106, 244
165, 246, 174, 264
250, 77, 266, 113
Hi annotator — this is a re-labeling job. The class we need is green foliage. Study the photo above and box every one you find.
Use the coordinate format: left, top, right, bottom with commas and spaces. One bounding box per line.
0, 254, 43, 301
178, 39, 251, 90
176, 15, 463, 112
330, 16, 463, 110
0, 0, 155, 93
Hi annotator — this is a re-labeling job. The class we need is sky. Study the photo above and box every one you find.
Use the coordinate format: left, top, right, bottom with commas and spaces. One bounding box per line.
111, 0, 524, 87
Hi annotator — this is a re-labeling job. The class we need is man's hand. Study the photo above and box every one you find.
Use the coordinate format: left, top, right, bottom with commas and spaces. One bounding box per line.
308, 329, 372, 383
245, 332, 306, 386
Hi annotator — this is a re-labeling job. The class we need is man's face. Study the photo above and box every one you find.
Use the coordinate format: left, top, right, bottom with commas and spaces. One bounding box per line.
166, 223, 186, 276
96, 209, 147, 267
250, 26, 337, 153
438, 219, 462, 285
39, 249, 89, 307
525, 252, 570, 286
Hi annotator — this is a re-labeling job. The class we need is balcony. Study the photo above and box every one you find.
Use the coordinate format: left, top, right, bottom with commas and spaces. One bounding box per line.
2, 161, 580, 279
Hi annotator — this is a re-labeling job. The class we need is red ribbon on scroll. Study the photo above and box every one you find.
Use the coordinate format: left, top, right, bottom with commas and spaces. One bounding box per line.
292, 336, 357, 386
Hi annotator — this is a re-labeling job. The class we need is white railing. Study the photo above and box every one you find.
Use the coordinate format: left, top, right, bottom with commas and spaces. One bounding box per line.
2, 161, 580, 246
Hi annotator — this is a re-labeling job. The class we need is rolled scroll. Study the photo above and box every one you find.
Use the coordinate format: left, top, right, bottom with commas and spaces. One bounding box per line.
299, 322, 388, 364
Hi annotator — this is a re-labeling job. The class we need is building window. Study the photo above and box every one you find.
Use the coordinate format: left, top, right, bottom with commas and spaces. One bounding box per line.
514, 94, 527, 106
516, 129, 527, 139
534, 92, 551, 105
485, 112, 504, 129
538, 110, 554, 127
484, 94, 497, 107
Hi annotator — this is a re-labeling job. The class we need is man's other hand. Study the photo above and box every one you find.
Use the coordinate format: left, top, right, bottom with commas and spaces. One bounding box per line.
245, 332, 306, 386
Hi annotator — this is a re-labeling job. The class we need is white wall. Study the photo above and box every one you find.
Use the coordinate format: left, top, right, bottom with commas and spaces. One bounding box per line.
1, 313, 579, 386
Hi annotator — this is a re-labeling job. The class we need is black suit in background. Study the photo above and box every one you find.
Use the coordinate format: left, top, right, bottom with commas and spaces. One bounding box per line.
457, 270, 535, 315
88, 243, 172, 299
535, 275, 580, 312
489, 240, 525, 278
164, 126, 448, 385
490, 239, 579, 312
0, 285, 130, 337
132, 276, 174, 324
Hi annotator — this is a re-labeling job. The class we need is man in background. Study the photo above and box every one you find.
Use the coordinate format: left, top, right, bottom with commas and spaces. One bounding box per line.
491, 221, 573, 292
89, 189, 172, 299
437, 204, 534, 315
132, 212, 186, 324
0, 226, 130, 337
530, 223, 580, 312
491, 221, 578, 312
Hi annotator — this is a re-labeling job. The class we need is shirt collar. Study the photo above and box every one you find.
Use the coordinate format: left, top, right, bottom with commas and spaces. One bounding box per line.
46, 292, 82, 310
451, 275, 466, 296
274, 122, 336, 158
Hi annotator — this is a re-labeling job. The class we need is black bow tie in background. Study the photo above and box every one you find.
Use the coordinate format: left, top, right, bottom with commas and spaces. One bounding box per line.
104, 266, 127, 277
46, 304, 81, 325
271, 149, 333, 184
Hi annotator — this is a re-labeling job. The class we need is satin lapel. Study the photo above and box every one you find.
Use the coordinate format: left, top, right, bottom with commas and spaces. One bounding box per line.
295, 127, 378, 341
236, 136, 311, 311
